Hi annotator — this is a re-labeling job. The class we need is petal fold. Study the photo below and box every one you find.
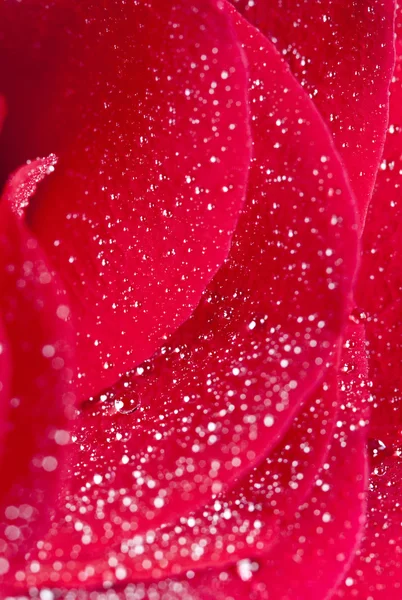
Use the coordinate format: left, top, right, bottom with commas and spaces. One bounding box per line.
356, 9, 402, 444
230, 0, 396, 226
0, 7, 359, 591
0, 201, 74, 568
52, 1, 358, 542
0, 0, 251, 399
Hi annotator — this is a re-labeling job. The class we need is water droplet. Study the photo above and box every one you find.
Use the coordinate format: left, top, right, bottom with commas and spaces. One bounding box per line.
368, 438, 392, 465
349, 308, 367, 325
114, 392, 140, 414
236, 558, 259, 582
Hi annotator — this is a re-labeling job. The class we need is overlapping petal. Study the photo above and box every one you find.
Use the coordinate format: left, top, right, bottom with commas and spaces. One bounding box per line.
0, 5, 360, 593
355, 10, 402, 446
3, 366, 338, 590
0, 201, 74, 569
2, 154, 58, 218
336, 452, 402, 599
42, 3, 357, 542
4, 417, 366, 599
2, 0, 392, 597
230, 0, 396, 226
0, 306, 369, 597
330, 8, 402, 596
0, 0, 251, 400
186, 429, 367, 600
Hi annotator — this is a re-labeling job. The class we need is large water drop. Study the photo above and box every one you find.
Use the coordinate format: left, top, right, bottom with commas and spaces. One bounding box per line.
114, 392, 140, 415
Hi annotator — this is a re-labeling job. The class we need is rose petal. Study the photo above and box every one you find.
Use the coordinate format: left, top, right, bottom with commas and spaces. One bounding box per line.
59, 3, 358, 534
230, 0, 396, 226
0, 95, 5, 132
338, 320, 371, 426
163, 334, 365, 577
335, 452, 402, 599
0, 0, 251, 399
80, 1, 357, 529
3, 368, 337, 590
0, 9, 358, 591
4, 318, 367, 589
185, 428, 367, 600
143, 369, 340, 578
355, 11, 402, 445
0, 321, 11, 447
2, 154, 58, 218
8, 425, 366, 599
0, 201, 75, 568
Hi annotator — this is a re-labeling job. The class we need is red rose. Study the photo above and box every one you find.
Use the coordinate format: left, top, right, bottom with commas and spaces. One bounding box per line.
0, 0, 398, 598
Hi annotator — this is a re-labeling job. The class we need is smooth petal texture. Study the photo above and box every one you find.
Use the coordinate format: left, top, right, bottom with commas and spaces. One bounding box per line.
0, 200, 75, 568
355, 11, 402, 445
0, 321, 11, 448
0, 0, 251, 400
0, 8, 359, 592
230, 0, 396, 226
0, 95, 5, 132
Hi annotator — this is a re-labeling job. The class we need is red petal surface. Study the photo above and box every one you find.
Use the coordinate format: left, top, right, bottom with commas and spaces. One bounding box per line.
2, 154, 58, 218
3, 367, 338, 590
355, 11, 402, 446
338, 321, 371, 427
336, 452, 402, 599
54, 4, 358, 539
195, 430, 367, 600
0, 199, 75, 569
0, 0, 251, 400
0, 8, 359, 592
10, 424, 366, 599
337, 12, 402, 598
230, 0, 395, 227
0, 95, 5, 132
4, 318, 368, 590
0, 319, 11, 450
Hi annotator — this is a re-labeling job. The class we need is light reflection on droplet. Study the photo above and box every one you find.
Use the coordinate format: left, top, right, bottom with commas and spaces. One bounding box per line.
236, 558, 259, 582
114, 392, 140, 415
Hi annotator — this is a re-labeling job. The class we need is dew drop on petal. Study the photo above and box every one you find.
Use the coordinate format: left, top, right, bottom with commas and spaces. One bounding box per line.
114, 392, 140, 415
236, 558, 259, 582
42, 456, 58, 472
264, 414, 275, 427
0, 558, 9, 575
